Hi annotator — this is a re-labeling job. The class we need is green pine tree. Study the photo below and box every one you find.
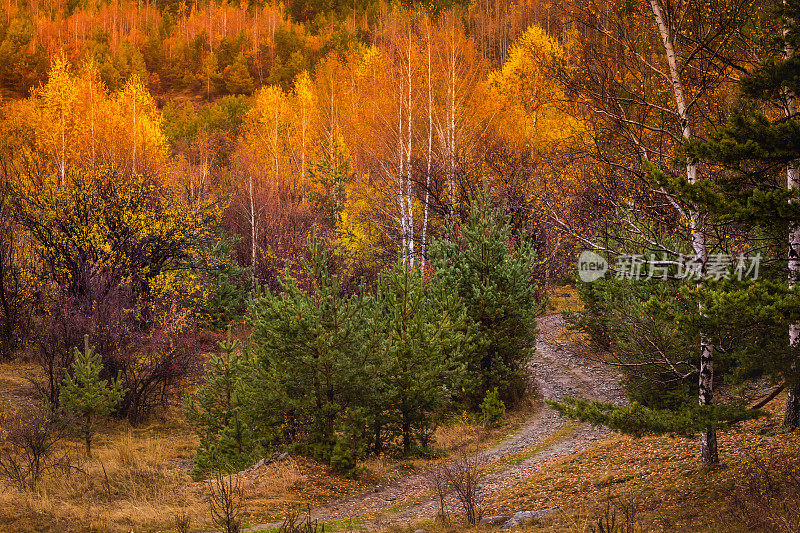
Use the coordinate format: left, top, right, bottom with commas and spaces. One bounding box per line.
480, 387, 506, 427
307, 135, 355, 226
246, 231, 378, 471
186, 328, 254, 479
428, 194, 545, 406
559, 258, 762, 444
675, 0, 800, 430
374, 262, 471, 455
199, 233, 251, 332
60, 335, 125, 457
224, 53, 254, 95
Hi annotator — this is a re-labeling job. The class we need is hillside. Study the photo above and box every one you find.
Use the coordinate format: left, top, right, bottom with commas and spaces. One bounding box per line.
1, 295, 797, 532
2, 0, 800, 531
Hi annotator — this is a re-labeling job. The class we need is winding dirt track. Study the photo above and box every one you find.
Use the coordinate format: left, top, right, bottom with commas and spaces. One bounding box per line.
242, 314, 624, 532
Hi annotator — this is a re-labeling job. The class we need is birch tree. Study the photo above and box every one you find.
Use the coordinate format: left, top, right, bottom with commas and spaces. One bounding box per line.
40, 53, 77, 187
648, 0, 717, 464
552, 0, 761, 464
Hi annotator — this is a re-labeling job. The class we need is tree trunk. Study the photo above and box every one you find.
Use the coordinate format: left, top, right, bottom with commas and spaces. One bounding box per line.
700, 424, 718, 464
249, 171, 257, 289
649, 0, 717, 464
132, 96, 137, 175
85, 414, 92, 457
0, 231, 12, 360
406, 30, 415, 269
422, 23, 432, 270
373, 422, 383, 454
785, 0, 800, 430
402, 406, 411, 455
785, 382, 800, 429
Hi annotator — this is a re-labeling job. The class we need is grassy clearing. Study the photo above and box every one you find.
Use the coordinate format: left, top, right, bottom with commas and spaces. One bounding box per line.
0, 358, 539, 532
0, 415, 198, 532
482, 394, 797, 532
0, 404, 379, 532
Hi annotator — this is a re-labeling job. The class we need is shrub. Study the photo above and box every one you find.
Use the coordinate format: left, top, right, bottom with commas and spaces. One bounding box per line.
279, 506, 322, 533
209, 470, 245, 533
728, 452, 800, 532
16, 168, 219, 422
0, 404, 72, 491
440, 451, 482, 525
480, 387, 506, 427
329, 441, 357, 478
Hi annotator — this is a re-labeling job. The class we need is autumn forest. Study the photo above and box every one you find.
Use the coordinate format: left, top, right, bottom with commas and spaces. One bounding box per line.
1, 0, 800, 530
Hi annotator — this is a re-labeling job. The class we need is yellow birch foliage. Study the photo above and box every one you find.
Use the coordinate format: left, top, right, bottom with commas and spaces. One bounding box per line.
4, 57, 169, 185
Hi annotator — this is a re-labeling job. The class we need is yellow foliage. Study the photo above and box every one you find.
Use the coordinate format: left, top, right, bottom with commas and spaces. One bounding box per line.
337, 180, 380, 259
4, 57, 169, 187
489, 25, 585, 151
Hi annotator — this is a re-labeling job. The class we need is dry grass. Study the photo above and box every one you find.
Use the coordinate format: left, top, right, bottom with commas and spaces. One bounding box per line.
0, 415, 199, 532
357, 395, 539, 486
480, 392, 800, 532
435, 400, 536, 455
546, 285, 583, 314
0, 361, 39, 407
0, 405, 388, 532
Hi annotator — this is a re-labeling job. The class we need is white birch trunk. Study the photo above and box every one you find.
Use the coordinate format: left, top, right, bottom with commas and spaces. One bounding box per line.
132, 95, 138, 175
448, 33, 457, 210
398, 84, 408, 266
90, 75, 96, 171
422, 25, 432, 270
60, 106, 66, 186
649, 0, 717, 463
406, 32, 415, 269
273, 106, 279, 184
249, 170, 257, 290
301, 104, 306, 183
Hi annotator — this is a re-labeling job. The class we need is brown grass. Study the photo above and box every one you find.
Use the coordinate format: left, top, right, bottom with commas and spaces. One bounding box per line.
0, 415, 199, 532
479, 392, 800, 532
356, 395, 539, 486
546, 285, 583, 314
0, 405, 393, 532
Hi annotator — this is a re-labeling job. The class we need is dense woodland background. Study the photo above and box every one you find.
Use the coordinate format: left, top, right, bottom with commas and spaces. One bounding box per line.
1, 0, 800, 524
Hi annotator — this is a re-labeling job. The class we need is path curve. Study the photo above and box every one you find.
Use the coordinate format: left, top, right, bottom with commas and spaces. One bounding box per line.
243, 314, 623, 531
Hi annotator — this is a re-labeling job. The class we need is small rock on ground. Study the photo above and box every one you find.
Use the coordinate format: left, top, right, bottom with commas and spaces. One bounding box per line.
479, 515, 510, 526
513, 508, 558, 521
500, 518, 521, 530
